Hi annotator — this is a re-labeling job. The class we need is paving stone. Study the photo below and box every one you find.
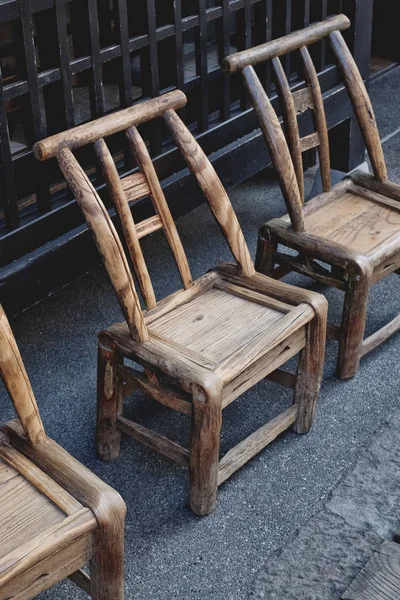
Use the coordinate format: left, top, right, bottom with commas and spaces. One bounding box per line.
252, 511, 381, 600
252, 413, 400, 599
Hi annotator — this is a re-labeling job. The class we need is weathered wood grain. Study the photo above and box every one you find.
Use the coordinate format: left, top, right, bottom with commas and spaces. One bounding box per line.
0, 308, 45, 446
126, 125, 193, 290
218, 406, 298, 485
242, 64, 304, 231
120, 172, 151, 203
222, 14, 350, 73
163, 109, 255, 276
94, 137, 157, 309
34, 89, 187, 160
225, 16, 400, 378
361, 313, 400, 357
272, 56, 304, 202
300, 45, 331, 192
343, 541, 400, 600
35, 93, 327, 515
330, 30, 387, 183
58, 145, 148, 342
0, 307, 126, 600
116, 416, 189, 466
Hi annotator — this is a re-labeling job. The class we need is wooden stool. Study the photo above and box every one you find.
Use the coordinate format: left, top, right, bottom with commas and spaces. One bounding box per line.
0, 305, 126, 600
34, 91, 327, 516
224, 14, 400, 380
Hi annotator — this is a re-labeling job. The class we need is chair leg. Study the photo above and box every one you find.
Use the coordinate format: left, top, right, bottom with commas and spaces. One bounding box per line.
97, 334, 123, 461
255, 228, 276, 276
189, 385, 222, 516
90, 500, 126, 600
337, 270, 371, 380
293, 298, 327, 434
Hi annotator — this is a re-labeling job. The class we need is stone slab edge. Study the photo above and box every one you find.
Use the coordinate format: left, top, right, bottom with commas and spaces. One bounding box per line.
251, 411, 400, 599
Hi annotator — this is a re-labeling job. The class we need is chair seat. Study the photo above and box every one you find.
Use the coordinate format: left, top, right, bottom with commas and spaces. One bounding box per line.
150, 288, 288, 365
108, 271, 314, 401
0, 456, 66, 559
0, 446, 97, 591
305, 185, 400, 259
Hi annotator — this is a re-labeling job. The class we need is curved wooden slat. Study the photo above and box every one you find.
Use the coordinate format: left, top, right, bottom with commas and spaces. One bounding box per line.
242, 65, 304, 232
57, 146, 148, 342
163, 109, 255, 275
300, 46, 331, 192
0, 305, 46, 446
272, 56, 304, 203
126, 126, 193, 290
329, 30, 387, 183
94, 138, 157, 310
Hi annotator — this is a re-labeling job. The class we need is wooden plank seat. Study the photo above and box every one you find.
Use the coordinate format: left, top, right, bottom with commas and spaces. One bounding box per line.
34, 91, 327, 516
224, 14, 400, 380
0, 306, 126, 600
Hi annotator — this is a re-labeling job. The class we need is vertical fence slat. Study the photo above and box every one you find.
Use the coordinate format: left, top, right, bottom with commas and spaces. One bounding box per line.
19, 0, 46, 141
237, 2, 252, 110
174, 0, 185, 91
284, 0, 292, 75
142, 0, 161, 155
88, 0, 105, 117
217, 0, 231, 122
321, 0, 328, 69
19, 0, 51, 214
0, 67, 19, 230
117, 0, 133, 108
266, 0, 273, 94
197, 0, 209, 131
55, 0, 75, 129
253, 0, 269, 91
304, 0, 310, 27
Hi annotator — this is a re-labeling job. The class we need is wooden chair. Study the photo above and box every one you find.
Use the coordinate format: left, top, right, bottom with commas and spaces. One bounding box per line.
34, 91, 327, 516
223, 14, 400, 380
0, 305, 126, 600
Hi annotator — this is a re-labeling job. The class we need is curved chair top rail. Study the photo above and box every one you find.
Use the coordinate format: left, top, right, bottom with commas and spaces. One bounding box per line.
34, 90, 187, 161
0, 305, 46, 446
222, 14, 350, 74
222, 14, 387, 232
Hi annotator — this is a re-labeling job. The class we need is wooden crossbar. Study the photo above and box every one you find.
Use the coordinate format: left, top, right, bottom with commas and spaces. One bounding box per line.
218, 405, 298, 485
117, 364, 192, 414
292, 87, 314, 113
120, 173, 151, 203
136, 215, 163, 239
300, 132, 320, 152
361, 314, 400, 357
116, 416, 189, 466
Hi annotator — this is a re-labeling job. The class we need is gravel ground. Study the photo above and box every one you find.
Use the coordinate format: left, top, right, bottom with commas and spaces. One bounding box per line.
0, 68, 399, 600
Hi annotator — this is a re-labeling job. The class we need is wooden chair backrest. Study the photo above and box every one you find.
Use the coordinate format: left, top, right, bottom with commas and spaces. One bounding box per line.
0, 305, 46, 445
34, 91, 254, 343
223, 14, 387, 232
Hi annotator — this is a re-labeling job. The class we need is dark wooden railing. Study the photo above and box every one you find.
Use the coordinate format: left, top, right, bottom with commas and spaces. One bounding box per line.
0, 0, 365, 274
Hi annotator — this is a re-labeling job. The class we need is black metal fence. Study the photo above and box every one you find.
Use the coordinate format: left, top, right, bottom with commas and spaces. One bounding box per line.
1, 0, 355, 269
